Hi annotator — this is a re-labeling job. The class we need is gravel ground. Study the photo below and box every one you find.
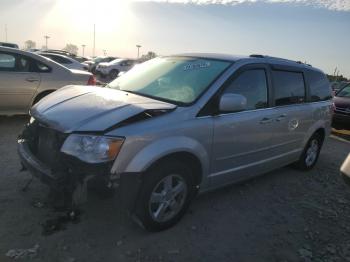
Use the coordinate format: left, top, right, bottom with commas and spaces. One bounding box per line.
0, 116, 350, 262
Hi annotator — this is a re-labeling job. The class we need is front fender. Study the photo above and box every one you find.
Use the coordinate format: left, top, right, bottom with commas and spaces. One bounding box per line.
115, 136, 210, 178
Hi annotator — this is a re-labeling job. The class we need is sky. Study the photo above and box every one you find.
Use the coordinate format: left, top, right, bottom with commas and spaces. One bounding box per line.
0, 0, 349, 77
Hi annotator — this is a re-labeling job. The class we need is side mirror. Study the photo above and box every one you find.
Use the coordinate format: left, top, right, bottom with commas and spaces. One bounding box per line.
219, 93, 247, 113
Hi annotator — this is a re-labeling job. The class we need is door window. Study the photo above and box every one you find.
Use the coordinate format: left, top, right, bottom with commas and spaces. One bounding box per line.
273, 70, 305, 106
17, 57, 30, 72
0, 53, 16, 70
223, 69, 268, 110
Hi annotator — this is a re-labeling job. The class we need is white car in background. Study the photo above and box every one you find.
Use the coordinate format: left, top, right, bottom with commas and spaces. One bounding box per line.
0, 47, 96, 115
38, 52, 88, 71
96, 58, 136, 79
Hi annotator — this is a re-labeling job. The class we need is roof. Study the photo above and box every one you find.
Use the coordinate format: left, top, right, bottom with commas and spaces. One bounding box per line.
172, 52, 321, 72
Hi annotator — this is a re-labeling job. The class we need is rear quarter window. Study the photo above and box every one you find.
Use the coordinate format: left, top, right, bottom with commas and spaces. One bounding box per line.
308, 70, 332, 102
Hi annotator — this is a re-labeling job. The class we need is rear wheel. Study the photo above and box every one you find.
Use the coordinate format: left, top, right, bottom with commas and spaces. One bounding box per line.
134, 160, 195, 231
294, 133, 323, 170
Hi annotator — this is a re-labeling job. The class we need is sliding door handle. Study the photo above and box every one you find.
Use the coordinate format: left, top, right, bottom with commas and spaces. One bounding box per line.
276, 114, 287, 122
260, 117, 273, 124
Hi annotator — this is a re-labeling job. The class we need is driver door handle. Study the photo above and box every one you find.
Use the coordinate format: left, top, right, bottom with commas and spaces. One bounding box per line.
26, 77, 39, 82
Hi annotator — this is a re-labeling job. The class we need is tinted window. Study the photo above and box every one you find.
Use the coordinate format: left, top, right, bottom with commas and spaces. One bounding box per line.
273, 70, 305, 106
0, 53, 15, 69
308, 70, 332, 101
224, 69, 268, 110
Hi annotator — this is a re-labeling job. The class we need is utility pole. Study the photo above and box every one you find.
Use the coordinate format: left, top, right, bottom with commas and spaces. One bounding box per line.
81, 44, 86, 57
5, 24, 7, 42
136, 44, 141, 59
44, 35, 50, 50
93, 24, 96, 57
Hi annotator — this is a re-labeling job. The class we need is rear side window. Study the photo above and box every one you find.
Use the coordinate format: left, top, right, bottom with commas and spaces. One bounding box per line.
273, 70, 305, 106
308, 70, 332, 102
223, 69, 268, 110
35, 61, 51, 73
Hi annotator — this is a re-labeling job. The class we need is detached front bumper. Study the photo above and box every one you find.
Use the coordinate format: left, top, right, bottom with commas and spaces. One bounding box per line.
18, 138, 142, 212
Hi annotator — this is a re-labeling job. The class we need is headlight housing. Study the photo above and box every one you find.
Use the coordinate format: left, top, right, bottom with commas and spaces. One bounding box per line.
61, 134, 124, 164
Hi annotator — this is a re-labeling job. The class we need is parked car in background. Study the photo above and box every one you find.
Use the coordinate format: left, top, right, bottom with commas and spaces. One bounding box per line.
40, 49, 88, 63
18, 54, 332, 231
38, 52, 88, 71
96, 58, 136, 79
82, 56, 117, 74
331, 81, 349, 94
0, 46, 96, 115
332, 83, 350, 130
0, 42, 19, 49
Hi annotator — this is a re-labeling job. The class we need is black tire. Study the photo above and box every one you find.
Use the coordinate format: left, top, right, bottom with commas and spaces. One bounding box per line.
134, 160, 195, 231
294, 132, 323, 170
109, 69, 119, 80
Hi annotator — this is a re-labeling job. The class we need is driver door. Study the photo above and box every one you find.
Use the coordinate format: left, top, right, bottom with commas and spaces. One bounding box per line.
210, 65, 277, 187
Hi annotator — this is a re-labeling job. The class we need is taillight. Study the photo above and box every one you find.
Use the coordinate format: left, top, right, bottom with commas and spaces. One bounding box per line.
87, 75, 96, 85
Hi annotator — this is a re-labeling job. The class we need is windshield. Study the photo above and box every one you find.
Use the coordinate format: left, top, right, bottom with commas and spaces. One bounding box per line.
108, 56, 231, 105
337, 85, 350, 98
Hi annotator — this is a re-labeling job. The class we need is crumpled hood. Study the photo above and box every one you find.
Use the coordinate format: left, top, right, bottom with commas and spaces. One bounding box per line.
31, 85, 176, 133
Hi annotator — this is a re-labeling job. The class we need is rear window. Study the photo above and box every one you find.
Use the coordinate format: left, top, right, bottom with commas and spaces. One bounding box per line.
273, 70, 305, 106
308, 70, 332, 102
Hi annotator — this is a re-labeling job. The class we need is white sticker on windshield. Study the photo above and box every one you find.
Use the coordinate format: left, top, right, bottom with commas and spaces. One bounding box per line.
183, 62, 210, 71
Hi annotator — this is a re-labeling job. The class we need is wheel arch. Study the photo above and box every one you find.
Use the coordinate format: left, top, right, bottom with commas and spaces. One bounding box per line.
302, 120, 329, 148
119, 136, 210, 187
145, 151, 203, 186
32, 89, 56, 106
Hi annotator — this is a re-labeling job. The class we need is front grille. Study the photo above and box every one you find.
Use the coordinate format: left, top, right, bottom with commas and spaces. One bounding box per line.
24, 122, 67, 168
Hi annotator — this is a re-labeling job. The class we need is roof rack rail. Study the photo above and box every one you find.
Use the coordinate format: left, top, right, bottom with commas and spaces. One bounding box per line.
250, 54, 265, 58
296, 61, 312, 67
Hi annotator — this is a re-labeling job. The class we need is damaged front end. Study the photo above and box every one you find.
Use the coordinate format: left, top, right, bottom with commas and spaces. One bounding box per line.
18, 120, 116, 210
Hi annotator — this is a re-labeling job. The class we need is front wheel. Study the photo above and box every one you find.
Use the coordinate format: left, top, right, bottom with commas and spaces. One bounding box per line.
134, 160, 195, 231
294, 133, 323, 170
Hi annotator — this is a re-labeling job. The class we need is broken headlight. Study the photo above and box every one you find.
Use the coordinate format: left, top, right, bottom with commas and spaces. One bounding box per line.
61, 134, 124, 164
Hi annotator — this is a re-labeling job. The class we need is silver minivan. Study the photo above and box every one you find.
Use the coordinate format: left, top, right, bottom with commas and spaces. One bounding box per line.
18, 54, 333, 231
